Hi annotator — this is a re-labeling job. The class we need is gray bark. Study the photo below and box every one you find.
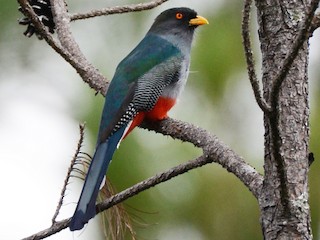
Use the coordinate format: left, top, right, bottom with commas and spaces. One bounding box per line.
255, 1, 312, 239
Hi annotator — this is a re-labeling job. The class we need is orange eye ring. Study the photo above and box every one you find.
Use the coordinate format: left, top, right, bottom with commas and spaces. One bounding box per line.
176, 13, 183, 20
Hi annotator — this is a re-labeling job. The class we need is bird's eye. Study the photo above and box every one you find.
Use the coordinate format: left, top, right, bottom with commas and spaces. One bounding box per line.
175, 13, 183, 20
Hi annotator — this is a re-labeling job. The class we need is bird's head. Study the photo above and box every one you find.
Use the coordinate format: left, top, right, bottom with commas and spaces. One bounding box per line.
148, 7, 209, 37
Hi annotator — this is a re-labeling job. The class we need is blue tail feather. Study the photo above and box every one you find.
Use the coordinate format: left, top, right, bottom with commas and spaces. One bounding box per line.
69, 127, 126, 231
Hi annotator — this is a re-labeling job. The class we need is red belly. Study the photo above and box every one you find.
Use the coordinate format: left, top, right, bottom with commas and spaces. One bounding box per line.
124, 97, 176, 138
145, 97, 176, 121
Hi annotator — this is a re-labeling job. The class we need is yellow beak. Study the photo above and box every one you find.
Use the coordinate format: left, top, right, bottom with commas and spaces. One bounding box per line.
189, 15, 209, 26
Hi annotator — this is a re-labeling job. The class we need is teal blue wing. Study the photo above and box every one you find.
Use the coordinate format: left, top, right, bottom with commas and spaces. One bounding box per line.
97, 34, 181, 142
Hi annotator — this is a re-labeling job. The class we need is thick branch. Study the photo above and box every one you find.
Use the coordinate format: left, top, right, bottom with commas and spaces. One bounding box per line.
70, 0, 169, 21
241, 0, 271, 114
17, 0, 70, 61
18, 0, 108, 94
142, 118, 263, 198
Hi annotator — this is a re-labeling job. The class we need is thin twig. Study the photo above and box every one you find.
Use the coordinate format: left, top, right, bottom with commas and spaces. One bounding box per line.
51, 123, 86, 224
20, 156, 213, 239
241, 0, 271, 114
97, 155, 210, 211
70, 0, 169, 21
22, 219, 70, 240
269, 0, 320, 110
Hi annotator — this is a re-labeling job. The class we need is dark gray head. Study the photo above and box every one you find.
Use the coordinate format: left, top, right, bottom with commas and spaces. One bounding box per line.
147, 7, 208, 47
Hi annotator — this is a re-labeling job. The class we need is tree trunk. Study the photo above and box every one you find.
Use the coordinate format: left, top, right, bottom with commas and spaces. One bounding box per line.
255, 0, 312, 239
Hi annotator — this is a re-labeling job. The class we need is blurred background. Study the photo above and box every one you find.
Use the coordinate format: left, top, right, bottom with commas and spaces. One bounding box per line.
0, 0, 319, 239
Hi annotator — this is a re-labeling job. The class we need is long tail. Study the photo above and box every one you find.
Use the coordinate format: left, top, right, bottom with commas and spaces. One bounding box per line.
69, 127, 126, 231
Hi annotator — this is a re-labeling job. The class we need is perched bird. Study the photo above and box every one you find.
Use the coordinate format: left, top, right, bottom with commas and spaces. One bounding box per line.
69, 7, 208, 231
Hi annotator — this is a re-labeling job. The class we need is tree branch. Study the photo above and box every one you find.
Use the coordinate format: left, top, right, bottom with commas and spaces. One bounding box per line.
241, 0, 271, 114
50, 0, 108, 94
27, 156, 214, 240
52, 124, 86, 224
141, 118, 263, 198
22, 219, 70, 240
17, 0, 108, 94
70, 0, 169, 21
17, 0, 69, 61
